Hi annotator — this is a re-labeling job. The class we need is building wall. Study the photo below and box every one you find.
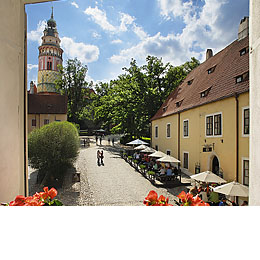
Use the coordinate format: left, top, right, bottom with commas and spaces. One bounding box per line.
0, 0, 56, 203
152, 93, 249, 183
28, 113, 67, 133
249, 0, 260, 205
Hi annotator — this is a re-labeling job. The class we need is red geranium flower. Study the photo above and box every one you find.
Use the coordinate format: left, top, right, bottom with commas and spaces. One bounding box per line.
143, 190, 158, 206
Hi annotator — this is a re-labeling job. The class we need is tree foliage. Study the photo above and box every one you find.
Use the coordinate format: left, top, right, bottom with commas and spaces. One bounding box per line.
55, 58, 91, 124
28, 121, 80, 178
91, 56, 200, 137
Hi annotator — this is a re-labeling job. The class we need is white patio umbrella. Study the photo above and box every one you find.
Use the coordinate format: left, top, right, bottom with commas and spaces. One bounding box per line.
213, 181, 249, 197
134, 144, 148, 150
126, 139, 149, 145
148, 151, 167, 158
190, 171, 227, 184
140, 147, 156, 153
157, 155, 180, 163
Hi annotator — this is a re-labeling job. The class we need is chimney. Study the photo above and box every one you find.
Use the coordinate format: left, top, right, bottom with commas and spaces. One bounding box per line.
30, 81, 34, 94
238, 16, 249, 41
206, 49, 213, 60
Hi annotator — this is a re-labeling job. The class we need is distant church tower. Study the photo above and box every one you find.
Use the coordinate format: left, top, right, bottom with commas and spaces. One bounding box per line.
37, 7, 63, 93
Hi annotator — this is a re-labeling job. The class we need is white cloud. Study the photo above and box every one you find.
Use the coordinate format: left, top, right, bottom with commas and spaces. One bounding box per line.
28, 64, 38, 70
119, 12, 135, 32
132, 24, 148, 40
84, 6, 116, 32
61, 37, 100, 63
27, 20, 46, 44
111, 39, 122, 44
92, 31, 102, 39
71, 1, 79, 9
110, 0, 247, 66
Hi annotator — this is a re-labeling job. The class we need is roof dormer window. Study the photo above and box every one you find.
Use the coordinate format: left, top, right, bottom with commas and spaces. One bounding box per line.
176, 99, 184, 107
187, 79, 194, 85
207, 65, 216, 74
240, 47, 249, 56
200, 86, 212, 98
236, 71, 249, 84
162, 106, 168, 112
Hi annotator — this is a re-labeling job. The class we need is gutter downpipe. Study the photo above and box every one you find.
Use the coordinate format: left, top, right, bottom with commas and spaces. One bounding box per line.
235, 93, 239, 204
235, 93, 239, 183
178, 112, 181, 182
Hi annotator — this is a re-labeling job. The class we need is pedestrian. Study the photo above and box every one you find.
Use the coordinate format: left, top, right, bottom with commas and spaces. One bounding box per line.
97, 150, 101, 166
83, 139, 86, 147
108, 137, 110, 145
112, 138, 114, 146
99, 136, 102, 145
96, 136, 98, 145
100, 150, 104, 165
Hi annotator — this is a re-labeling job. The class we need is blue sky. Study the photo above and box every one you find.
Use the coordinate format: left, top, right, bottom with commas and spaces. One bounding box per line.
26, 0, 249, 89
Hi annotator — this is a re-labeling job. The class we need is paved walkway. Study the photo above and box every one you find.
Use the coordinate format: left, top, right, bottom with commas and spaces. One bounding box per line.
28, 137, 191, 206
74, 138, 190, 206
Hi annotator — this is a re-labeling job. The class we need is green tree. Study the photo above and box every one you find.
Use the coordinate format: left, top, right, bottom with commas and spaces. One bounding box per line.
91, 56, 200, 138
56, 58, 90, 124
28, 121, 80, 184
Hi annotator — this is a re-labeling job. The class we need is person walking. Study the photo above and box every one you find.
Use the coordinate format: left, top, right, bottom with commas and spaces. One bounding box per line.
108, 138, 110, 145
97, 150, 101, 166
99, 136, 102, 145
100, 150, 104, 165
112, 138, 115, 146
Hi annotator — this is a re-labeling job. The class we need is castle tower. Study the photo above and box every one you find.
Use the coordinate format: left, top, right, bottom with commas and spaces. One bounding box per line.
37, 7, 63, 93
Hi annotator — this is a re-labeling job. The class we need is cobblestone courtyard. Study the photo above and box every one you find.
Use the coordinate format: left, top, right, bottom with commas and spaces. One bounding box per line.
29, 137, 191, 206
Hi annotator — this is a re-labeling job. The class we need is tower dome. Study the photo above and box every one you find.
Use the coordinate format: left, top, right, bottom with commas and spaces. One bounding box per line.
37, 7, 63, 93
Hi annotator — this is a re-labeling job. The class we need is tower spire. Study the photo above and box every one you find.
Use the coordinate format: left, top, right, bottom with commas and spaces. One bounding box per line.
51, 6, 54, 19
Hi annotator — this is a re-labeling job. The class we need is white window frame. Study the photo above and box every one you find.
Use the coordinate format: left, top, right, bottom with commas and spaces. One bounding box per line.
183, 151, 189, 170
44, 119, 50, 125
242, 157, 249, 186
205, 112, 223, 138
242, 106, 249, 137
183, 119, 189, 138
166, 123, 171, 139
154, 125, 158, 139
166, 149, 171, 156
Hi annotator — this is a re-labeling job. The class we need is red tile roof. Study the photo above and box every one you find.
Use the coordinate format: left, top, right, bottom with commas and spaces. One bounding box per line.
151, 36, 249, 121
28, 93, 67, 114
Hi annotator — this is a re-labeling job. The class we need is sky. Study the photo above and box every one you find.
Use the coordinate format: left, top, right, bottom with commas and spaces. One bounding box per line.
25, 0, 249, 89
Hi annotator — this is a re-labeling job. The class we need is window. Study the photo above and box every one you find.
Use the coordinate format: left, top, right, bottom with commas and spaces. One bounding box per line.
240, 47, 249, 56
243, 159, 249, 186
206, 116, 213, 136
155, 126, 158, 138
183, 152, 189, 169
32, 119, 36, 127
47, 61, 52, 70
166, 123, 171, 138
243, 108, 249, 135
162, 106, 168, 112
176, 99, 184, 107
187, 79, 194, 85
236, 71, 249, 84
214, 114, 222, 135
207, 66, 216, 74
44, 119, 49, 125
183, 120, 189, 137
200, 87, 211, 98
206, 113, 222, 137
166, 150, 171, 155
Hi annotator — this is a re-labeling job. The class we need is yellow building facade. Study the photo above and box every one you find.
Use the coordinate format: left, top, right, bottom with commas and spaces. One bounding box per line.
151, 18, 249, 190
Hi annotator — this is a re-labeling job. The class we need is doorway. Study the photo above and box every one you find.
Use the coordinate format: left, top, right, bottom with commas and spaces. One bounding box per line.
212, 156, 219, 175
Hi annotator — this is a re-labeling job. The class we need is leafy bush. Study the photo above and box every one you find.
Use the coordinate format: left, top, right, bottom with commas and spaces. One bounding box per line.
28, 121, 80, 182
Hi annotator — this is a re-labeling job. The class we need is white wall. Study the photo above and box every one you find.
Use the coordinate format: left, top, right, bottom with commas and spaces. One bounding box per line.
249, 0, 260, 205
